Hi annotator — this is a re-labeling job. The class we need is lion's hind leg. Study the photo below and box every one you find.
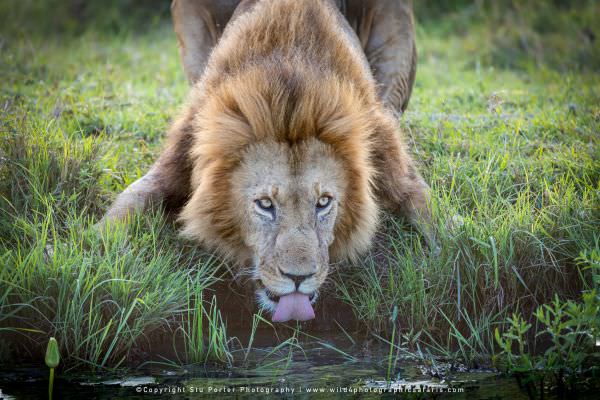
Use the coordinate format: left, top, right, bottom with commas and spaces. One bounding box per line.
346, 0, 417, 116
172, 0, 257, 84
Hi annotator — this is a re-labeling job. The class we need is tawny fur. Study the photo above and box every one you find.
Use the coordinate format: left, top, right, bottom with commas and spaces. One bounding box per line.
101, 0, 432, 307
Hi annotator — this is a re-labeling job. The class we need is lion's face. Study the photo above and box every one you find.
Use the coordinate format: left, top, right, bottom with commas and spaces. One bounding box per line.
230, 139, 346, 321
179, 63, 380, 323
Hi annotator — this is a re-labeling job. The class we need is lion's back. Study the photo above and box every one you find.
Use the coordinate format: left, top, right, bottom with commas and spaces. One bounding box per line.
199, 0, 375, 99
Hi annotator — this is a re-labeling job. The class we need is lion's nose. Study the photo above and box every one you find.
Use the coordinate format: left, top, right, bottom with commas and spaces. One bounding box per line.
279, 269, 315, 290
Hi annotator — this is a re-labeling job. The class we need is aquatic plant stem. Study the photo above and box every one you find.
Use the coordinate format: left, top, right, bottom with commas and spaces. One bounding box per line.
387, 306, 398, 383
48, 367, 54, 400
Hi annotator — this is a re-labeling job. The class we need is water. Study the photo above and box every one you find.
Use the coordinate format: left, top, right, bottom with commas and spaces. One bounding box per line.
1, 287, 595, 399
0, 334, 542, 399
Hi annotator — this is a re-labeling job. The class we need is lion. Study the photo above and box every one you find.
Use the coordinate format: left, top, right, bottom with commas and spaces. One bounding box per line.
100, 0, 433, 323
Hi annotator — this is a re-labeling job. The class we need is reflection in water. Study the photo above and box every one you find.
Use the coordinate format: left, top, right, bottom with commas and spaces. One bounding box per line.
0, 333, 544, 399
2, 282, 597, 399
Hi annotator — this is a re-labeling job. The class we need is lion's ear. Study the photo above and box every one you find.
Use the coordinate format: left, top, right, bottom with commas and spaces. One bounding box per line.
177, 178, 205, 241
178, 157, 245, 259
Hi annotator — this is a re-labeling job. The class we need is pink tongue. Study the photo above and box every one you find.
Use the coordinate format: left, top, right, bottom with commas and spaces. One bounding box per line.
272, 292, 315, 322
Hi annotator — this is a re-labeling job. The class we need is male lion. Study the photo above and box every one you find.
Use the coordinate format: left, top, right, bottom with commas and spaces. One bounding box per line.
101, 0, 432, 323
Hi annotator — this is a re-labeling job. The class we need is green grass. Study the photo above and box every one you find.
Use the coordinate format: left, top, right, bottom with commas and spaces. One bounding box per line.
179, 286, 233, 365
334, 2, 600, 370
1, 0, 599, 382
0, 210, 224, 370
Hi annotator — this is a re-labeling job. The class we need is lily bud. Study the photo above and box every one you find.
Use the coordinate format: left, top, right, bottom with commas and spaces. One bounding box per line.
45, 337, 60, 368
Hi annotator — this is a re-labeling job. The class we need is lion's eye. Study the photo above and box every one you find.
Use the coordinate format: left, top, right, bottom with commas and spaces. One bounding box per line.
316, 195, 332, 209
256, 198, 274, 211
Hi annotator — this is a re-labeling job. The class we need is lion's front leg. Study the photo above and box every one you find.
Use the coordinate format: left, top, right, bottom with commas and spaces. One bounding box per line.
98, 120, 194, 228
372, 113, 438, 252
99, 165, 165, 225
